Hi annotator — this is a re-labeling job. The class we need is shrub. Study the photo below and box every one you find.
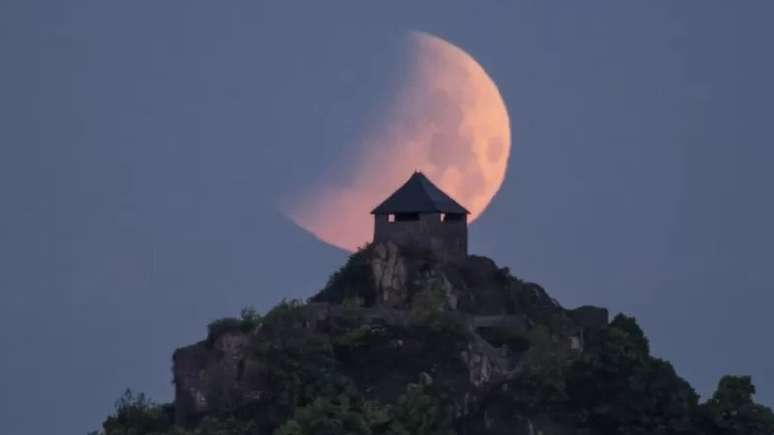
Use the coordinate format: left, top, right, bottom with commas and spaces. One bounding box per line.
409, 288, 446, 321
389, 384, 454, 435
206, 306, 263, 344
238, 306, 262, 333
101, 389, 174, 435
207, 318, 242, 343
312, 249, 376, 305
565, 315, 699, 434
274, 396, 373, 435
253, 299, 348, 422
700, 375, 774, 434
273, 384, 453, 435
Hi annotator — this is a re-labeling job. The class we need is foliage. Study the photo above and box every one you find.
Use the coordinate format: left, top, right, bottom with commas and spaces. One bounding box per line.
100, 389, 174, 435
388, 384, 454, 435
408, 290, 467, 340
421, 311, 468, 338
564, 314, 699, 434
238, 307, 262, 332
332, 324, 374, 352
206, 306, 262, 344
507, 356, 570, 416
189, 416, 260, 435
700, 375, 774, 434
407, 288, 467, 339
97, 261, 774, 435
518, 324, 569, 373
409, 288, 446, 320
312, 248, 376, 305
274, 384, 453, 435
274, 395, 375, 435
251, 299, 355, 427
207, 317, 242, 342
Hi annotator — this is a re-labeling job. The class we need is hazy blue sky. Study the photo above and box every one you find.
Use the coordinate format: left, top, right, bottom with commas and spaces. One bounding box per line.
2, 2, 773, 434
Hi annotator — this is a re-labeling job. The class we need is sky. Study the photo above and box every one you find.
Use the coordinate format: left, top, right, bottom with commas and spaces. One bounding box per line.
1, 1, 773, 434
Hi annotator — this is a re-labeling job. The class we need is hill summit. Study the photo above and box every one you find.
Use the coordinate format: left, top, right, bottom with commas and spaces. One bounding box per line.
96, 243, 774, 435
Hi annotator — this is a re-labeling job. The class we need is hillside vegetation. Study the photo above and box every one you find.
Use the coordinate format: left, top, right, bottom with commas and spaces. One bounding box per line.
92, 243, 774, 435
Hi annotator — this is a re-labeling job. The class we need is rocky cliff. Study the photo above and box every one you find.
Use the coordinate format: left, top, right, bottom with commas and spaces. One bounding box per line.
172, 242, 608, 434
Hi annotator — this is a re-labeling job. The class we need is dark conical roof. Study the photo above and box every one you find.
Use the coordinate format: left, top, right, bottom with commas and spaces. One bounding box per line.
371, 172, 469, 215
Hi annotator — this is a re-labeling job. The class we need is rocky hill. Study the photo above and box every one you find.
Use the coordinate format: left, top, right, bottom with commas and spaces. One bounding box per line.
95, 243, 774, 435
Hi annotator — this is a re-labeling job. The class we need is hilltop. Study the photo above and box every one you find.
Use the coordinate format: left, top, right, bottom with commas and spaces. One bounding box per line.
94, 243, 774, 435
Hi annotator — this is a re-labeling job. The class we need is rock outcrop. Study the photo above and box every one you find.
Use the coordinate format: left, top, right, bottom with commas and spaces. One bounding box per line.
172, 243, 608, 434
97, 242, 774, 435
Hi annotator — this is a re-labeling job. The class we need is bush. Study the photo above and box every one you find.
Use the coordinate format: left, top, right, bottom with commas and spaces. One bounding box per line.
312, 249, 376, 305
238, 306, 262, 332
700, 375, 774, 434
274, 384, 453, 435
101, 389, 174, 435
274, 396, 374, 435
207, 318, 242, 343
252, 299, 349, 424
409, 288, 446, 321
565, 315, 699, 434
389, 384, 454, 435
192, 416, 260, 435
206, 306, 263, 344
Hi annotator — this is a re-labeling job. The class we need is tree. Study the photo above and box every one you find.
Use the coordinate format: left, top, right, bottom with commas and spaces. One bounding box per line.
701, 375, 774, 435
388, 384, 454, 435
565, 315, 698, 434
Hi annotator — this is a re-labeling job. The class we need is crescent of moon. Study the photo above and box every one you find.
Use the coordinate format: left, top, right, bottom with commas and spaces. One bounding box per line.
286, 31, 511, 252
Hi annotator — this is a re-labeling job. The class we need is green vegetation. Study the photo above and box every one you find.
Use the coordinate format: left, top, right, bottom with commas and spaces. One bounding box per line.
93, 251, 774, 435
206, 307, 262, 344
700, 375, 774, 434
95, 308, 774, 435
99, 390, 174, 435
312, 249, 375, 305
497, 314, 774, 435
274, 384, 453, 435
563, 314, 698, 434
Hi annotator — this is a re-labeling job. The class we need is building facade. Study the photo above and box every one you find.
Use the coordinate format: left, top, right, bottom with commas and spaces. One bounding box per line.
372, 172, 468, 259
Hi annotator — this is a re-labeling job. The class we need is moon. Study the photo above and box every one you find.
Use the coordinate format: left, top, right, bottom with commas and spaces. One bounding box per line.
286, 31, 511, 252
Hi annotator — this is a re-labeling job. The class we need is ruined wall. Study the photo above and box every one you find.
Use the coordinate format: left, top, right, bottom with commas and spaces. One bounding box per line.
373, 213, 467, 260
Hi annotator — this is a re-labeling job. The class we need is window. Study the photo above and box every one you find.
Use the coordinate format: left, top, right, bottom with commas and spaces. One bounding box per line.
442, 213, 464, 223
394, 213, 420, 222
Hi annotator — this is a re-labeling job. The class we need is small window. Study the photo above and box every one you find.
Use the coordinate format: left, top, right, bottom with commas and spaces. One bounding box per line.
442, 213, 464, 223
395, 213, 420, 222
388, 214, 396, 223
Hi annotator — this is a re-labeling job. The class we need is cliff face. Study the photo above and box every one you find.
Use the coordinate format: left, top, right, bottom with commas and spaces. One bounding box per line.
172, 243, 608, 434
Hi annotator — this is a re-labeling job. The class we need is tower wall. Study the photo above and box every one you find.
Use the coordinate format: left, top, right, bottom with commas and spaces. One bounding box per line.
373, 213, 467, 260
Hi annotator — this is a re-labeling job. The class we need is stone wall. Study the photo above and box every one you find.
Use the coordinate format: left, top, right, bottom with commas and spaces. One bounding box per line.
373, 212, 467, 260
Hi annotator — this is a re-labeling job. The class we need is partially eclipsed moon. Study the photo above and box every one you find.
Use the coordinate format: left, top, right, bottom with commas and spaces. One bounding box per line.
286, 31, 511, 252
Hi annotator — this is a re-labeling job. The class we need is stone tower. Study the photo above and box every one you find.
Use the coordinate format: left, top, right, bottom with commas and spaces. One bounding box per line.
371, 172, 469, 259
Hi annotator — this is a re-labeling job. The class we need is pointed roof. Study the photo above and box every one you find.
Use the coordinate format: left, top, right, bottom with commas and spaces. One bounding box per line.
371, 172, 470, 215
